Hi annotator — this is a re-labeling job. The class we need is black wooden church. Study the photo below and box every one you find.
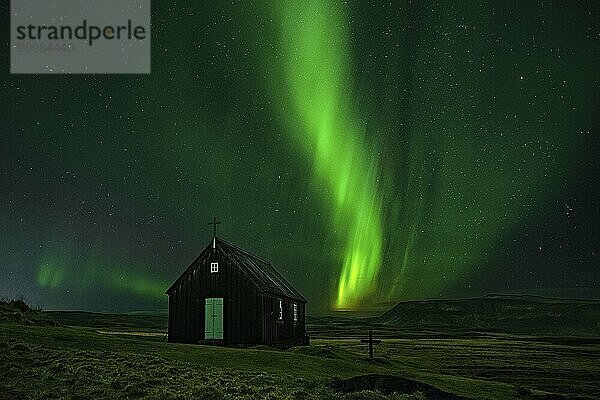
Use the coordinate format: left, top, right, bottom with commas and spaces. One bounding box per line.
166, 221, 308, 347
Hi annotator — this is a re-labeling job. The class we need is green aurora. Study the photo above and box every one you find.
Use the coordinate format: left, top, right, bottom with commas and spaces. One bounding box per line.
37, 255, 163, 300
1, 0, 598, 312
275, 0, 384, 309
267, 0, 597, 308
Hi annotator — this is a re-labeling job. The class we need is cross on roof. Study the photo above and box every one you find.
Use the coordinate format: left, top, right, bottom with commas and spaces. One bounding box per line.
209, 217, 221, 237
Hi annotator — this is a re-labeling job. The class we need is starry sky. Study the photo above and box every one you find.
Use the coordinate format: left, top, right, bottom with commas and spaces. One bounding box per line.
1, 1, 598, 313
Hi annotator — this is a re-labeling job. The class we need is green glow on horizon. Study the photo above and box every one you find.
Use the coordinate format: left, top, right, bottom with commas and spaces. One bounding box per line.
275, 0, 383, 309
37, 251, 165, 300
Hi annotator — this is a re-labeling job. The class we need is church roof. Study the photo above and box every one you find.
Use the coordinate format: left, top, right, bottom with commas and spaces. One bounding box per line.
166, 237, 307, 303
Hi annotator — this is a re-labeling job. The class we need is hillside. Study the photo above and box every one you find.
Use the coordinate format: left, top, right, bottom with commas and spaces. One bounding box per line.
377, 294, 600, 336
0, 299, 58, 326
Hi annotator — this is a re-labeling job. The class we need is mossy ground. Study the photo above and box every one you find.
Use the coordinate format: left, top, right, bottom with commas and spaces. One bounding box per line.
1, 321, 599, 400
1, 300, 598, 399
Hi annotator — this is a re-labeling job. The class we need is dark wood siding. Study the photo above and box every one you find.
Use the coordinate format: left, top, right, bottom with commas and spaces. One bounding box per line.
260, 293, 307, 347
168, 248, 265, 345
168, 243, 307, 347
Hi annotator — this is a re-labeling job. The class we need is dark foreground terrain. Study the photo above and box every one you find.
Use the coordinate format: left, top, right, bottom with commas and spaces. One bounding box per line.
1, 297, 599, 399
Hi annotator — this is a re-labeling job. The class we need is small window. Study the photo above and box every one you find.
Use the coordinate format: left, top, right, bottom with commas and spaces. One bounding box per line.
293, 303, 298, 322
210, 262, 219, 273
278, 299, 283, 320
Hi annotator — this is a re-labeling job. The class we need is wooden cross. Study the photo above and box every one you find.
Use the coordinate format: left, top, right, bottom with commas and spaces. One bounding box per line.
208, 217, 221, 237
360, 330, 382, 359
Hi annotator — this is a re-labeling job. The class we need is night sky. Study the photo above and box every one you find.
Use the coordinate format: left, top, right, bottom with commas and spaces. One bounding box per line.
1, 1, 598, 313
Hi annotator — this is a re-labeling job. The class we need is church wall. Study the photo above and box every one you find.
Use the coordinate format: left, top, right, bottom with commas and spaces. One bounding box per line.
169, 247, 264, 345
261, 293, 307, 347
167, 241, 306, 347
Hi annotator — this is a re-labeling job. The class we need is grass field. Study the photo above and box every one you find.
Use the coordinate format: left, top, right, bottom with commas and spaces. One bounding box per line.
1, 300, 599, 399
1, 324, 599, 399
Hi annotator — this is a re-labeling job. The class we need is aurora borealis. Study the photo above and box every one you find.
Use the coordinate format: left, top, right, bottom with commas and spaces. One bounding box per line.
275, 0, 384, 308
1, 1, 598, 312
